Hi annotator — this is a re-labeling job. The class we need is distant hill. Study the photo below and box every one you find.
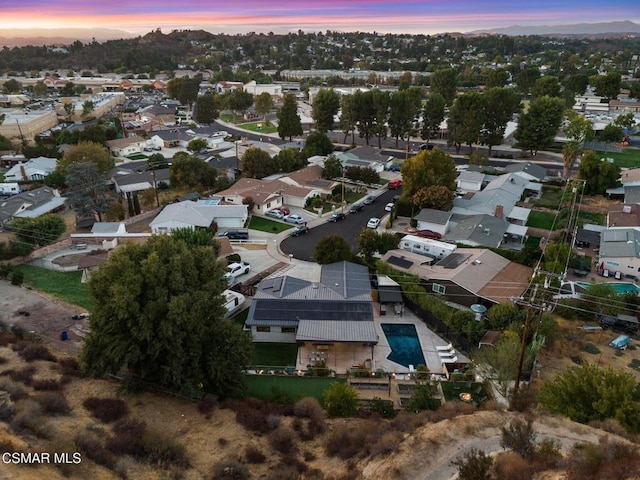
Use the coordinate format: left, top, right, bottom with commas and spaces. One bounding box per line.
468, 20, 640, 37
0, 28, 134, 47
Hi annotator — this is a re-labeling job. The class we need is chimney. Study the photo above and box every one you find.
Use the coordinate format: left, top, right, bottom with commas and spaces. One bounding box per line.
495, 205, 504, 218
20, 164, 28, 181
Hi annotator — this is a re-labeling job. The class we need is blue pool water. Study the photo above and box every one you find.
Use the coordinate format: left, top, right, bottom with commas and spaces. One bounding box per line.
577, 282, 639, 295
381, 323, 426, 368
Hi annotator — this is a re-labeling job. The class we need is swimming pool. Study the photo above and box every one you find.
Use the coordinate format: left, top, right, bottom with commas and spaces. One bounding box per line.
577, 282, 639, 295
381, 323, 426, 368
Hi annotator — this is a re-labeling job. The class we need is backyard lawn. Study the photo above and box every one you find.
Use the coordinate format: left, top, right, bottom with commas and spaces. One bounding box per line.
595, 149, 640, 168
248, 216, 293, 234
15, 265, 94, 311
250, 342, 298, 366
532, 186, 572, 210
244, 375, 344, 403
526, 210, 559, 230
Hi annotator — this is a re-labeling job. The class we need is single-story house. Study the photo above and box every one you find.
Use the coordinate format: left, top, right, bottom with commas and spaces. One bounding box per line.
598, 228, 640, 278
504, 162, 547, 182
216, 177, 321, 213
246, 261, 378, 348
0, 186, 67, 228
105, 136, 147, 158
381, 248, 532, 308
442, 214, 515, 248
4, 157, 57, 182
111, 169, 170, 195
150, 201, 248, 234
278, 165, 337, 196
457, 170, 485, 192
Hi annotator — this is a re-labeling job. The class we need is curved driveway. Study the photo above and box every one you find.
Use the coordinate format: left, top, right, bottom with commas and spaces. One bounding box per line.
280, 188, 401, 261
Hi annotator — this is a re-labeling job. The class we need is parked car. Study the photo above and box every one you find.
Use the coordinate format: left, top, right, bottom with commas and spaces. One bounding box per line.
598, 313, 639, 335
266, 209, 284, 220
367, 218, 381, 229
224, 261, 251, 282
291, 225, 310, 236
349, 204, 363, 213
218, 230, 249, 240
363, 196, 375, 205
329, 212, 346, 222
385, 202, 395, 212
278, 206, 291, 216
392, 195, 401, 203
284, 214, 305, 224
387, 178, 402, 189
415, 229, 442, 239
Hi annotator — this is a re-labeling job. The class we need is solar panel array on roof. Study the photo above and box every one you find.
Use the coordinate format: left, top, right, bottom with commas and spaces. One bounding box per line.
603, 229, 630, 242
436, 253, 472, 269
387, 255, 413, 269
251, 299, 373, 323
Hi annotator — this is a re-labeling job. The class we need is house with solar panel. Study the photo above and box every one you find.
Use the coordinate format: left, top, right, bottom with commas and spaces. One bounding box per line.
245, 261, 378, 365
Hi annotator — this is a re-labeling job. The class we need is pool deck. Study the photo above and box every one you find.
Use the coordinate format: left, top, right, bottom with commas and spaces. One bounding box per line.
296, 301, 469, 376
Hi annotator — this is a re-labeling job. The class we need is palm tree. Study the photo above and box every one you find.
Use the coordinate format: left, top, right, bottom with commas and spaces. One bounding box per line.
562, 141, 580, 180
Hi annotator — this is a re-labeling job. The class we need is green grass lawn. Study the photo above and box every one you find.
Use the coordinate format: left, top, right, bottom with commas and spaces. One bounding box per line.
525, 236, 541, 248
244, 375, 345, 403
578, 210, 605, 226
532, 186, 571, 210
440, 381, 486, 403
126, 154, 149, 161
238, 121, 278, 134
248, 216, 293, 234
527, 210, 559, 230
15, 265, 94, 311
250, 343, 298, 366
595, 149, 640, 168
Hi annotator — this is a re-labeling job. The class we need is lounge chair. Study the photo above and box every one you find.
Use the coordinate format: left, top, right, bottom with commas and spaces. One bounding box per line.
436, 343, 453, 352
441, 356, 458, 363
438, 350, 456, 358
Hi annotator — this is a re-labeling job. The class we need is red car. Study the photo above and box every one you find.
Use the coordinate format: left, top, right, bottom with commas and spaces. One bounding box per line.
387, 178, 402, 189
415, 229, 442, 239
278, 206, 290, 215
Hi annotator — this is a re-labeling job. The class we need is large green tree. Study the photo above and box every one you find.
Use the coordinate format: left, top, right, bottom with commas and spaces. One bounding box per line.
388, 87, 421, 149
514, 66, 540, 95
339, 93, 357, 144
81, 234, 252, 397
430, 68, 458, 106
254, 92, 274, 122
412, 185, 454, 211
170, 153, 217, 187
314, 235, 352, 264
66, 162, 110, 222
11, 214, 66, 246
241, 147, 277, 179
166, 76, 201, 106
302, 131, 333, 159
312, 88, 340, 132
401, 148, 457, 199
590, 71, 622, 100
482, 87, 522, 156
447, 91, 485, 154
354, 90, 376, 145
371, 89, 390, 148
277, 93, 303, 141
514, 96, 564, 155
539, 362, 640, 432
420, 93, 446, 146
531, 76, 561, 99
58, 141, 114, 176
577, 150, 621, 195
224, 89, 254, 119
194, 93, 221, 125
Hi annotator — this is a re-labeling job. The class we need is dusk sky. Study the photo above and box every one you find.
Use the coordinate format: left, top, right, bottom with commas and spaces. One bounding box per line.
1, 0, 639, 35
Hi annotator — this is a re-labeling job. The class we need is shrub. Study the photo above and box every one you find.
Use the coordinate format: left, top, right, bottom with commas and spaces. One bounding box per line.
11, 399, 55, 439
57, 357, 82, 377
325, 425, 367, 459
493, 452, 534, 480
323, 382, 358, 417
245, 444, 266, 464
18, 344, 56, 362
142, 430, 189, 469
369, 431, 403, 457
32, 378, 63, 391
9, 365, 36, 385
371, 397, 397, 418
210, 459, 250, 480
451, 448, 493, 480
0, 378, 28, 400
426, 401, 476, 422
11, 270, 24, 286
34, 392, 71, 415
107, 417, 147, 456
198, 395, 218, 418
74, 430, 116, 470
500, 417, 537, 460
293, 396, 325, 422
269, 426, 297, 455
83, 397, 129, 423
0, 391, 13, 421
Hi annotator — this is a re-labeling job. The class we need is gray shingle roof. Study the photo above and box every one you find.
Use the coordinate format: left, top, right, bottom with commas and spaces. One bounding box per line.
296, 319, 378, 343
600, 228, 640, 258
415, 208, 452, 225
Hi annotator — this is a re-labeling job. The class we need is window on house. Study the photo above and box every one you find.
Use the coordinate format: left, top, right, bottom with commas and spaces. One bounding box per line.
256, 326, 271, 332
282, 327, 296, 333
432, 283, 446, 294
267, 202, 271, 209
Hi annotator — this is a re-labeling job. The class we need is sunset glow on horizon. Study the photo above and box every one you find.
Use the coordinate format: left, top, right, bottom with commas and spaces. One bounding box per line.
1, 0, 639, 35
